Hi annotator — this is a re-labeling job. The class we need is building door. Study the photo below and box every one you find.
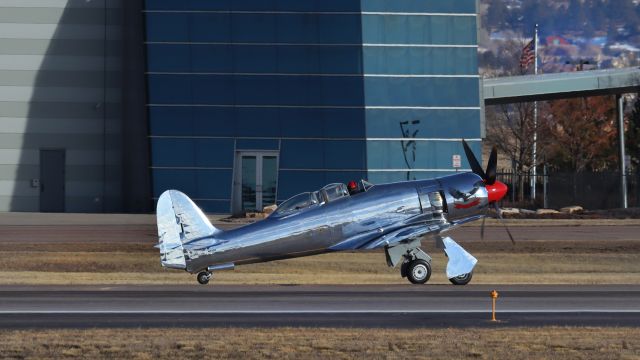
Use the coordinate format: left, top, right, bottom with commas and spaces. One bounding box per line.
233, 152, 278, 214
40, 149, 65, 212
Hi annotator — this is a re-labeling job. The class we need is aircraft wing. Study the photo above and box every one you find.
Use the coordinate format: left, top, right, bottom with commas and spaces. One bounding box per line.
330, 214, 485, 251
361, 223, 440, 250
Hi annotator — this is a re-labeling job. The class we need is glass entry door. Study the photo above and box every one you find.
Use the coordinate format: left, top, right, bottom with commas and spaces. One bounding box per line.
234, 152, 278, 214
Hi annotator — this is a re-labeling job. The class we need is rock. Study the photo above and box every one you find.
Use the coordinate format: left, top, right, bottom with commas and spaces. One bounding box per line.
519, 209, 536, 215
500, 208, 520, 215
560, 206, 584, 214
536, 209, 560, 215
262, 204, 278, 214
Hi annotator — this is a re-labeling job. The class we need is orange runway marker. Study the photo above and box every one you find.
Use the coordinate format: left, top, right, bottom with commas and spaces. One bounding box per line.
490, 290, 499, 322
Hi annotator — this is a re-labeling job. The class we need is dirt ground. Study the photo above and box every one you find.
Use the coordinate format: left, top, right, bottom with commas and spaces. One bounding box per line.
0, 217, 638, 285
0, 237, 637, 285
0, 327, 638, 359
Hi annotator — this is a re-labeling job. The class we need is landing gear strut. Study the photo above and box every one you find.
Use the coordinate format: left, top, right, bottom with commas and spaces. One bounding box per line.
197, 271, 212, 285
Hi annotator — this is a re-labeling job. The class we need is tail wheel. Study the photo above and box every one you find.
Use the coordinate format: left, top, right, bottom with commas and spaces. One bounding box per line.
449, 272, 473, 286
406, 259, 431, 285
197, 271, 212, 285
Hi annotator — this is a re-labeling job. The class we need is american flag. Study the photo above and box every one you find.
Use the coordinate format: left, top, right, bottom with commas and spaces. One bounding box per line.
520, 39, 536, 70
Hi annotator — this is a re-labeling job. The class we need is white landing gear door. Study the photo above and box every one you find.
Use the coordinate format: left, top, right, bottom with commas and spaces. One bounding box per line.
442, 237, 477, 279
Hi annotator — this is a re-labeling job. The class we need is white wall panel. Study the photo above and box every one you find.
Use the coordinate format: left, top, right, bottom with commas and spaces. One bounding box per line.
0, 55, 121, 71
0, 0, 121, 9
0, 2, 123, 212
0, 86, 121, 102
0, 24, 121, 40
0, 117, 120, 134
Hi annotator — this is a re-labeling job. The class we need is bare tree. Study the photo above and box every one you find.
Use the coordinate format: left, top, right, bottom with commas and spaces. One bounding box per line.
486, 101, 550, 202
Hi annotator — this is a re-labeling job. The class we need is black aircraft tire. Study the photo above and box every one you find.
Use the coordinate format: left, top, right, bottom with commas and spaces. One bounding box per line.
406, 260, 432, 285
449, 272, 473, 285
197, 271, 211, 285
400, 261, 409, 278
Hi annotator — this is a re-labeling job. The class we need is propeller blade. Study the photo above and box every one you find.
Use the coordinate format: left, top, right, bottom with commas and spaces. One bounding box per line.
480, 213, 486, 241
494, 202, 515, 245
462, 139, 486, 179
485, 146, 498, 185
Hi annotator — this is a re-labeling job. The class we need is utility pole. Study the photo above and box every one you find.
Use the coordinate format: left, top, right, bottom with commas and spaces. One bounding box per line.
531, 24, 539, 204
617, 94, 628, 208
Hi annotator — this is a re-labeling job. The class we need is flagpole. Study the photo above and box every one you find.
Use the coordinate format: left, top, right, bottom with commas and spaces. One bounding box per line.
531, 24, 539, 204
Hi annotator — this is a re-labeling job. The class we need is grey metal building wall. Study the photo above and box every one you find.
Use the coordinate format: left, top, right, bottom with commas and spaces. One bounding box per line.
0, 0, 130, 212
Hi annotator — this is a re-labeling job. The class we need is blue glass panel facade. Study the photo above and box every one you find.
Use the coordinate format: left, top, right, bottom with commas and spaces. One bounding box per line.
367, 140, 481, 170
360, 8, 482, 184
150, 138, 234, 168
280, 140, 365, 170
365, 109, 481, 139
147, 44, 363, 74
149, 107, 365, 138
144, 1, 481, 213
364, 77, 479, 107
368, 171, 458, 184
363, 47, 477, 75
152, 168, 232, 211
146, 0, 362, 12
278, 170, 367, 200
362, 15, 477, 45
148, 74, 365, 106
360, 0, 477, 13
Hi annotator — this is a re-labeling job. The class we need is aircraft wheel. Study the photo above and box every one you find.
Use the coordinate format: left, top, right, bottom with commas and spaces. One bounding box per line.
406, 259, 431, 284
449, 272, 473, 286
197, 271, 212, 285
400, 261, 409, 278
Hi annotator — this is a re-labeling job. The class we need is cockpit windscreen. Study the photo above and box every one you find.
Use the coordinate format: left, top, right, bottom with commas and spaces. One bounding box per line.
272, 192, 319, 216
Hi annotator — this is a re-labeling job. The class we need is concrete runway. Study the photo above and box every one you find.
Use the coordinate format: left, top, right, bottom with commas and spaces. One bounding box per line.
0, 285, 638, 328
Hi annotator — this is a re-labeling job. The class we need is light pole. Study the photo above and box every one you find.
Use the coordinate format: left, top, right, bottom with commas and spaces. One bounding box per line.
617, 94, 628, 209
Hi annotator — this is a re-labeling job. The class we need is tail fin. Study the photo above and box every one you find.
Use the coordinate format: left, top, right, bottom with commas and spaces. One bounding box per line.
156, 190, 222, 269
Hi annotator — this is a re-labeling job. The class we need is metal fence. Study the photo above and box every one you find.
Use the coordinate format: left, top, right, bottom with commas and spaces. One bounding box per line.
496, 169, 640, 210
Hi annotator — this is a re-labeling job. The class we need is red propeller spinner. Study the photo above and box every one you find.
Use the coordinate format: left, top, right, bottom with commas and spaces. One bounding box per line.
486, 180, 508, 203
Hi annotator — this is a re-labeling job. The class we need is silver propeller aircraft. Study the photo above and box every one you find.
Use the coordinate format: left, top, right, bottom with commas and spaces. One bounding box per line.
156, 140, 512, 285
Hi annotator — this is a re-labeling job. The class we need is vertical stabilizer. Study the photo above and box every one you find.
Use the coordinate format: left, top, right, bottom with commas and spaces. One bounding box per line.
156, 190, 222, 269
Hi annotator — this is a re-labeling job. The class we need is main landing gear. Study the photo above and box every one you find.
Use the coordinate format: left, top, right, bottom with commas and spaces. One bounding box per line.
197, 271, 212, 285
386, 237, 477, 285
404, 259, 432, 284
385, 239, 433, 285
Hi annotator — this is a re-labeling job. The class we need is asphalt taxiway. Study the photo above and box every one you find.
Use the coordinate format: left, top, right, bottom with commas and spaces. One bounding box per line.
1, 285, 638, 328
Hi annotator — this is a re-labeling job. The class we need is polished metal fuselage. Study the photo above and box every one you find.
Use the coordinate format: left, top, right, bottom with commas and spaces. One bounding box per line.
182, 172, 488, 273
